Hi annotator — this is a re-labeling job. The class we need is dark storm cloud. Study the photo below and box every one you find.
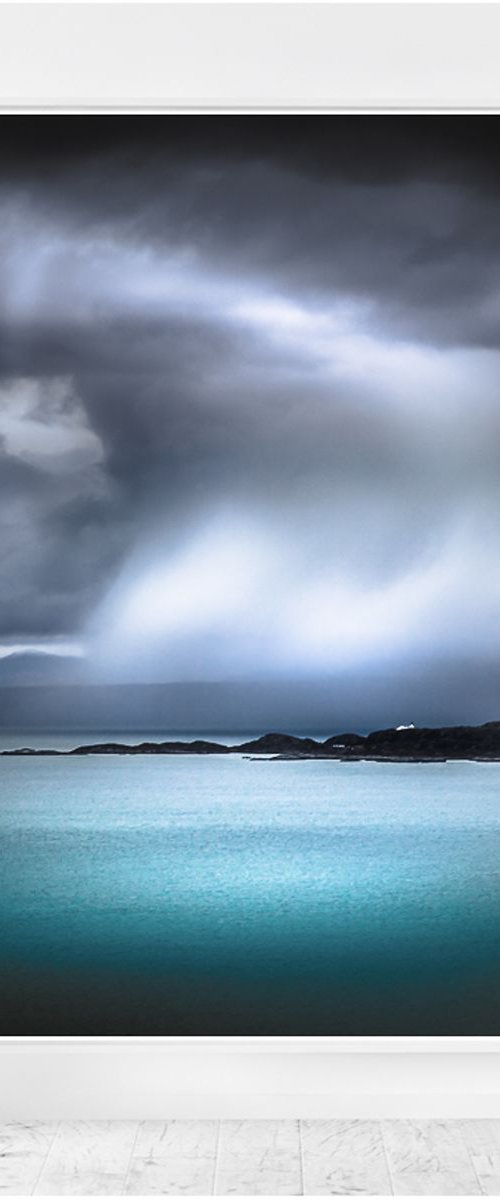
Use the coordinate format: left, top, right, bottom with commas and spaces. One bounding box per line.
3, 116, 500, 346
1, 115, 500, 721
2, 115, 500, 192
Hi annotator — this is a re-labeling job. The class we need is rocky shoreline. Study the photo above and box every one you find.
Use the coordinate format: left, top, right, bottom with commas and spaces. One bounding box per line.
3, 721, 500, 761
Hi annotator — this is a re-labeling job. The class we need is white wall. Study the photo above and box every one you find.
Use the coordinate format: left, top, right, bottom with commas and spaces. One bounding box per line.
0, 3, 500, 110
2, 1038, 500, 1119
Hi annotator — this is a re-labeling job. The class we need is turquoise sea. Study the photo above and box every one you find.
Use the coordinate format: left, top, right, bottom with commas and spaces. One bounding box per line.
1, 732, 500, 1034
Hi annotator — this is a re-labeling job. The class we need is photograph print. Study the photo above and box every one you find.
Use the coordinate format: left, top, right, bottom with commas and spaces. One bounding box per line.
1, 115, 500, 1034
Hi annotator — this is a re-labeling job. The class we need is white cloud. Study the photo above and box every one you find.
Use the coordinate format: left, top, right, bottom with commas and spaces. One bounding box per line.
0, 377, 103, 474
0, 641, 84, 660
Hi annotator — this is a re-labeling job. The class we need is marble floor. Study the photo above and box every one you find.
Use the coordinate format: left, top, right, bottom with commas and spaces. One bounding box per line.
0, 1120, 499, 1195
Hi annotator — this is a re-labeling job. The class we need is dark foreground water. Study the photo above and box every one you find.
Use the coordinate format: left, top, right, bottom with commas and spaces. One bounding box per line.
1, 739, 500, 1033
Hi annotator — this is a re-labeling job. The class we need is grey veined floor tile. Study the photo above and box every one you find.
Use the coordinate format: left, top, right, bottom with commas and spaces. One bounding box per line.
133, 1120, 219, 1162
215, 1120, 301, 1195
0, 1117, 497, 1195
126, 1120, 218, 1195
382, 1120, 480, 1196
34, 1120, 138, 1195
0, 1123, 58, 1196
458, 1121, 500, 1196
301, 1119, 392, 1195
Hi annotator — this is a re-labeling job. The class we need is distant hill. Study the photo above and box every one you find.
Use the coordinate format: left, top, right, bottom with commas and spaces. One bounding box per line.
4, 721, 500, 761
1, 663, 500, 736
0, 653, 85, 686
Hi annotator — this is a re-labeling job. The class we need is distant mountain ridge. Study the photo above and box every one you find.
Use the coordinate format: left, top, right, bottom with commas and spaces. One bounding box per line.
4, 721, 500, 760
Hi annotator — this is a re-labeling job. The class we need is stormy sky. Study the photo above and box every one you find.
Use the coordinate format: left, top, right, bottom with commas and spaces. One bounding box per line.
1, 115, 500, 730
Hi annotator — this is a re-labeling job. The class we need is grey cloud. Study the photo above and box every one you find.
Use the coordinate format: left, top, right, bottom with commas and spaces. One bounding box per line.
3, 120, 500, 352
0, 116, 500, 725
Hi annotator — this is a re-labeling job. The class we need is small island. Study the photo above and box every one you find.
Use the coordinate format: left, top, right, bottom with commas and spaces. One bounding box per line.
3, 721, 500, 761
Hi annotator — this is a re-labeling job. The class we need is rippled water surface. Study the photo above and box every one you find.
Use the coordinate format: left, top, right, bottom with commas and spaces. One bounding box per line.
1, 742, 499, 1033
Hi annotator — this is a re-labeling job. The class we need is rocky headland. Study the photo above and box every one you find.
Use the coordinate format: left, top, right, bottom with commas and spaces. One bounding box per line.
3, 721, 500, 761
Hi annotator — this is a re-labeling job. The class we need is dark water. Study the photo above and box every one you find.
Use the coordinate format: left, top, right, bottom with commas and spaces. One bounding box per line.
1, 747, 499, 1034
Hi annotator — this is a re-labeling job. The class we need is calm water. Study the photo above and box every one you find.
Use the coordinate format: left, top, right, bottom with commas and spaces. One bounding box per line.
1, 738, 500, 1033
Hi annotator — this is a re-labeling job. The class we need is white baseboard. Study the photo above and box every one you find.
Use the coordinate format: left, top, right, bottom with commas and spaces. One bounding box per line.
1, 1038, 500, 1120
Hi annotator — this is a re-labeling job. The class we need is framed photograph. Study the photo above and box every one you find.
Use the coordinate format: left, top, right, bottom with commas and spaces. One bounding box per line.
1, 1, 500, 1119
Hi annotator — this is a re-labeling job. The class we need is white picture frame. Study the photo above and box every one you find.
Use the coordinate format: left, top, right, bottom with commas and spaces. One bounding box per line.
0, 0, 499, 1121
